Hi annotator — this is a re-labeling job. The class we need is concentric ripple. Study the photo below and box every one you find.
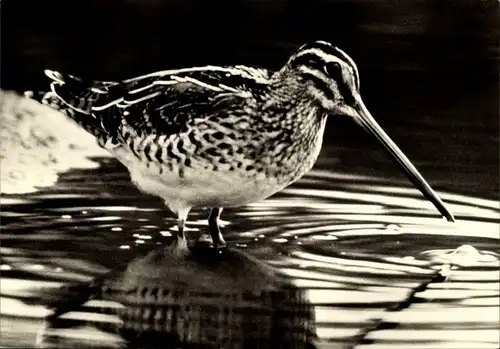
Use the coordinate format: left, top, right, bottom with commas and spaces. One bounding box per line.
1, 156, 498, 349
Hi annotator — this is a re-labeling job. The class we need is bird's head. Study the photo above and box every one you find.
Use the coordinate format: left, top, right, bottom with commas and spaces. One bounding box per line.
286, 40, 361, 117
283, 40, 455, 223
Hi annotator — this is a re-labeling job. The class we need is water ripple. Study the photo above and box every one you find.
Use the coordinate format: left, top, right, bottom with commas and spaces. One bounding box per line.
1, 158, 499, 348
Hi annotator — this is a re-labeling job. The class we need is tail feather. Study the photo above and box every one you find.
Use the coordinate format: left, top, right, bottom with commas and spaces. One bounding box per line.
44, 69, 121, 115
25, 70, 125, 146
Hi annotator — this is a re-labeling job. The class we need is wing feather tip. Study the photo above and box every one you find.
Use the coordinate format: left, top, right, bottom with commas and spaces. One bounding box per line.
45, 69, 65, 84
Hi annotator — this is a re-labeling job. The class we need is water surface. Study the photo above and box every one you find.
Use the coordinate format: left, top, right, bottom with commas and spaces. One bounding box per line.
1, 155, 498, 348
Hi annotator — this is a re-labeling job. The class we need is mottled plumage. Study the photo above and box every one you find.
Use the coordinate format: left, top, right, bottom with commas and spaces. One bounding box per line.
29, 40, 454, 252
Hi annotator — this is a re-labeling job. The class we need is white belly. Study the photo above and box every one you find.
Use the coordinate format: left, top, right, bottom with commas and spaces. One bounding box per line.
113, 148, 285, 213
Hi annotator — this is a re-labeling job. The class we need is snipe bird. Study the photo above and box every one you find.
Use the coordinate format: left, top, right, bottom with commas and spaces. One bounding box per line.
29, 40, 455, 252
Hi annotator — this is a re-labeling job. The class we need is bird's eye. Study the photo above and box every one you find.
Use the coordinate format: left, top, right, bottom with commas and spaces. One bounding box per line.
324, 62, 342, 77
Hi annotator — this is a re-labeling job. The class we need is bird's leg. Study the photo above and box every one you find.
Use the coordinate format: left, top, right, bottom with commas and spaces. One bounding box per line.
167, 207, 190, 256
208, 207, 226, 249
176, 216, 187, 245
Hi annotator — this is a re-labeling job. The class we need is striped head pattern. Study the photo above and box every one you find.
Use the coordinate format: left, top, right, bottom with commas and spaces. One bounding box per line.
287, 41, 361, 116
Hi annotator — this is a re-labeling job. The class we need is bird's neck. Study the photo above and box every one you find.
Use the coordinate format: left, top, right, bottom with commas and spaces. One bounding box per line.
265, 69, 326, 132
252, 70, 327, 183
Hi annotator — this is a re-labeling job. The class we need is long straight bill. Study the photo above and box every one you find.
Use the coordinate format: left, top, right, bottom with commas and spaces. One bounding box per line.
352, 96, 455, 222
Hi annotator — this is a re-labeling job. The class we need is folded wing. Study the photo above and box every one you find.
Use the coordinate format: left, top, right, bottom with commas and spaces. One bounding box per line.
42, 66, 270, 149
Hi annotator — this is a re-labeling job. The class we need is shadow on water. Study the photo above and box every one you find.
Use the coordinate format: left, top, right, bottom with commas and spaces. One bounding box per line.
1, 156, 499, 349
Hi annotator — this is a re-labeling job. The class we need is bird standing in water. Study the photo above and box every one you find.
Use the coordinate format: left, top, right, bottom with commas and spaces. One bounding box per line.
30, 40, 455, 253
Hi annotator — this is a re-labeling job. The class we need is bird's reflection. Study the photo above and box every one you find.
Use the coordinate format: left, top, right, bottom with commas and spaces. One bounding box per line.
37, 244, 317, 349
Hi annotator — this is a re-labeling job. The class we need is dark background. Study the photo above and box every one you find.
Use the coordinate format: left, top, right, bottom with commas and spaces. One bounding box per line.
1, 0, 498, 198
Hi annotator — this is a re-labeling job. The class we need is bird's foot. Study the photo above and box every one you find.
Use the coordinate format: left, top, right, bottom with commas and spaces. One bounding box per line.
167, 237, 190, 258
195, 233, 227, 252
